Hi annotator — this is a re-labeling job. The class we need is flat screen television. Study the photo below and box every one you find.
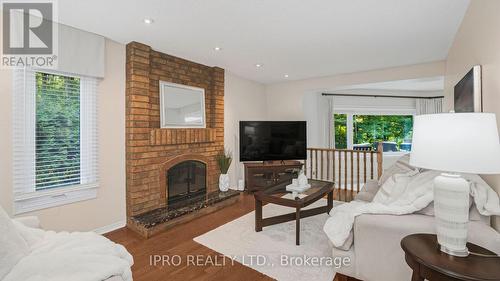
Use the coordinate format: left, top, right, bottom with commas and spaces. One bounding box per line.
239, 121, 307, 162
454, 65, 482, 112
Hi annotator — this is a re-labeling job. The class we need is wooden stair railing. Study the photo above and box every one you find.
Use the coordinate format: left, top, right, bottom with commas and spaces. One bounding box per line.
305, 143, 383, 202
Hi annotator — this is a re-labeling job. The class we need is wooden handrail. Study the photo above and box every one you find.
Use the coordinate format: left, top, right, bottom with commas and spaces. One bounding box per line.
305, 143, 383, 202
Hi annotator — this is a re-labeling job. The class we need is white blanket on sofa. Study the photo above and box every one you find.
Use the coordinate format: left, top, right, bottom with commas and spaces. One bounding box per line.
3, 221, 133, 281
323, 169, 500, 248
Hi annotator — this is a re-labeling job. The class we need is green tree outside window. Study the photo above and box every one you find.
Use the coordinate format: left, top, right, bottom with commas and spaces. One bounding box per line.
35, 72, 81, 190
333, 114, 413, 151
334, 113, 347, 149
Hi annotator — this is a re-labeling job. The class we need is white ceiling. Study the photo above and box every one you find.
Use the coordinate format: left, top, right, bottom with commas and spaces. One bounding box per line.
56, 0, 469, 84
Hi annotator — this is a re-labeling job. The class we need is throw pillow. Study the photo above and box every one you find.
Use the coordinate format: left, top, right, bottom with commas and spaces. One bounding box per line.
354, 180, 380, 202
378, 154, 414, 185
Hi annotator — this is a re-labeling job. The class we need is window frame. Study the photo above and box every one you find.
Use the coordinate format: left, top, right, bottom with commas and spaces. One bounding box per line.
333, 109, 416, 151
13, 69, 99, 214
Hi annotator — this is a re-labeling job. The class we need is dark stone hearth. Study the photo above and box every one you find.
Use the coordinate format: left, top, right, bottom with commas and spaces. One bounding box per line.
131, 189, 240, 229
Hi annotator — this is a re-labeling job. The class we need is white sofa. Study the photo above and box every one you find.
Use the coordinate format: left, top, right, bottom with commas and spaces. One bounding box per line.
0, 206, 133, 281
330, 155, 500, 281
333, 212, 500, 281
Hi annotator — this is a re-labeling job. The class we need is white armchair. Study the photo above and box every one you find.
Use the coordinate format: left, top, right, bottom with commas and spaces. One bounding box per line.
0, 206, 133, 281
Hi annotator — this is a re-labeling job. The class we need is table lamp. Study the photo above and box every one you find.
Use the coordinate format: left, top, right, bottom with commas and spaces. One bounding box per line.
410, 113, 500, 257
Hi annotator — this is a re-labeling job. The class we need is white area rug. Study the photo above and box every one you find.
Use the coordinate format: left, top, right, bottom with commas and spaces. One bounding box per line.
194, 198, 345, 281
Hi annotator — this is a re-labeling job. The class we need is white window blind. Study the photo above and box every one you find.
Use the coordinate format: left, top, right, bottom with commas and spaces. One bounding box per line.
13, 69, 98, 214
35, 72, 81, 189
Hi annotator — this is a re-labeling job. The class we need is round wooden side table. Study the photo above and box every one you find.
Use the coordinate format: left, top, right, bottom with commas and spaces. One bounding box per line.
401, 233, 500, 281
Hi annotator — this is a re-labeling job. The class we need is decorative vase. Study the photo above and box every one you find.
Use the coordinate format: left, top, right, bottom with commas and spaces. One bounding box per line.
238, 179, 245, 191
219, 174, 230, 192
298, 169, 308, 186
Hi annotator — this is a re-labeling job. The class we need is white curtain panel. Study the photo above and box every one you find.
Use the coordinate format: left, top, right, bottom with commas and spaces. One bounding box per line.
326, 96, 334, 148
416, 98, 443, 115
305, 93, 334, 148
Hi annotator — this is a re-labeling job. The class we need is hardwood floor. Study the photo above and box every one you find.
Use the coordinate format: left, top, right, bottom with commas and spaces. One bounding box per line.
105, 192, 359, 281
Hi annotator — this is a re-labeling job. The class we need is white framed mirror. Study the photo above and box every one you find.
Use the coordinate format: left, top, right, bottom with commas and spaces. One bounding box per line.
159, 81, 206, 128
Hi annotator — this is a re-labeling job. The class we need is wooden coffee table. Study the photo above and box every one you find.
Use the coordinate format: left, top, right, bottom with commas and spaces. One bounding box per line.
401, 233, 500, 281
254, 179, 334, 245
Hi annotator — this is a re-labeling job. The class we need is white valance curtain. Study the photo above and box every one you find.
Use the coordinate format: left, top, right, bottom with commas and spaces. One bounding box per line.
56, 23, 105, 78
11, 12, 105, 77
416, 98, 443, 115
321, 95, 334, 148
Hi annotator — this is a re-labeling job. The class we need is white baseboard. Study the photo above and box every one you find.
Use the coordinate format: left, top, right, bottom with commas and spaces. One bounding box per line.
93, 220, 126, 234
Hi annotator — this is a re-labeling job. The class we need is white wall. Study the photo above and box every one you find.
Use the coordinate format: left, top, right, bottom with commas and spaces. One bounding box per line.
224, 72, 267, 188
444, 0, 500, 229
265, 61, 446, 121
0, 39, 126, 232
331, 94, 417, 112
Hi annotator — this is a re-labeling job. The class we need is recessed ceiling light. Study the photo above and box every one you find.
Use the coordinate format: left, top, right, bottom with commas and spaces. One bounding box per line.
143, 18, 154, 24
255, 64, 263, 68
284, 74, 289, 78
214, 47, 221, 51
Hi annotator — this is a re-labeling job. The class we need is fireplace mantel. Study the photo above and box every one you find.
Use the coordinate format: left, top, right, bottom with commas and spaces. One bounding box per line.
149, 128, 217, 146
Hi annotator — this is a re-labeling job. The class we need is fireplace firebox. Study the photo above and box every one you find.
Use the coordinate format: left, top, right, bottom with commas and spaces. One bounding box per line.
167, 160, 207, 206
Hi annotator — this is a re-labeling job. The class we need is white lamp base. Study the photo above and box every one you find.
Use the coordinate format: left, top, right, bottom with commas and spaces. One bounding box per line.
440, 245, 469, 257
433, 173, 470, 257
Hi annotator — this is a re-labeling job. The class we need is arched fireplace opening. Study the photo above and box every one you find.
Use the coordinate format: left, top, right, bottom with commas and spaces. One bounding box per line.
167, 160, 207, 206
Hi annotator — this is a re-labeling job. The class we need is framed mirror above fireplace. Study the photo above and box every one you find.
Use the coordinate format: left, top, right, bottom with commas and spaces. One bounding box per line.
159, 81, 206, 128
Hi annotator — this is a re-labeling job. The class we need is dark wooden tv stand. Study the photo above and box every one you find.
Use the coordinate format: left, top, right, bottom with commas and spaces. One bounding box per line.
243, 160, 303, 192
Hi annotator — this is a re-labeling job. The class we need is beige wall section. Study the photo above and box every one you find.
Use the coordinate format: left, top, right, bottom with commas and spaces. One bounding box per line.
265, 61, 446, 120
0, 69, 14, 221
0, 39, 126, 232
224, 72, 267, 188
444, 0, 500, 229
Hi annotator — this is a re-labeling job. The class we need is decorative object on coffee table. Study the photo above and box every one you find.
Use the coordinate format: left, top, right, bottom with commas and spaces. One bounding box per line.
401, 234, 500, 281
286, 169, 311, 193
254, 179, 334, 245
410, 113, 500, 257
217, 150, 232, 192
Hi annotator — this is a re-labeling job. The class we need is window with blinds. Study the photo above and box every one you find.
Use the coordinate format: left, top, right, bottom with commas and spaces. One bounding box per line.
35, 72, 81, 190
13, 69, 99, 214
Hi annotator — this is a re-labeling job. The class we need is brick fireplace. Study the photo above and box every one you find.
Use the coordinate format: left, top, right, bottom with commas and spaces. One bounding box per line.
125, 42, 238, 237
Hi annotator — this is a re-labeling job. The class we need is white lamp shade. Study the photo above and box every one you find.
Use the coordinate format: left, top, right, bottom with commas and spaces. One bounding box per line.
410, 113, 500, 174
